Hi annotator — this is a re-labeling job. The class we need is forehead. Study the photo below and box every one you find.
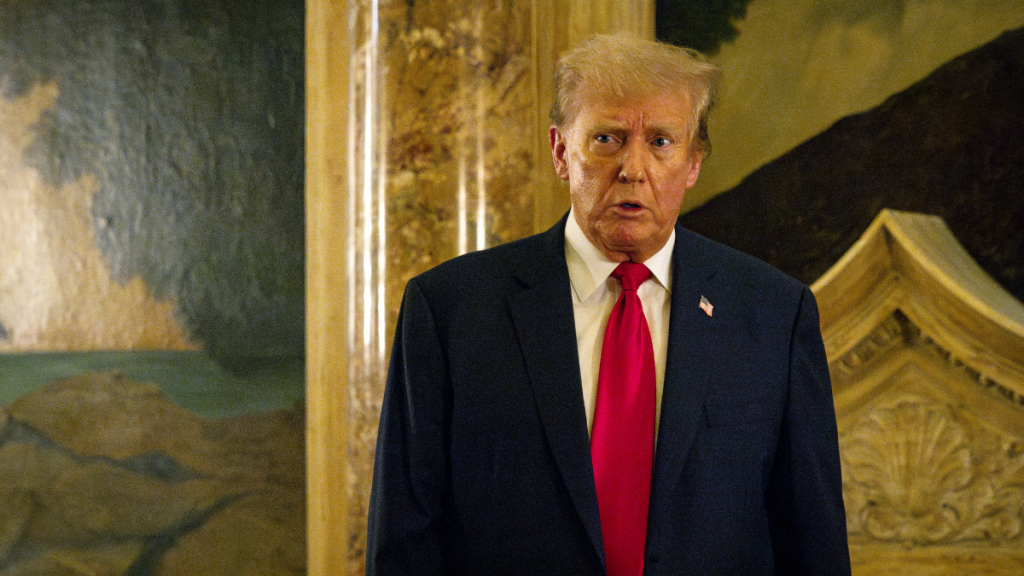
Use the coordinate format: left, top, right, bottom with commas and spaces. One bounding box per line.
570, 89, 692, 132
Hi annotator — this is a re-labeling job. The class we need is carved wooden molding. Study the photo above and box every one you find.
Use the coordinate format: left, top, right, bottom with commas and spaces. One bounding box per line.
842, 392, 1024, 546
811, 210, 1024, 572
814, 210, 1024, 393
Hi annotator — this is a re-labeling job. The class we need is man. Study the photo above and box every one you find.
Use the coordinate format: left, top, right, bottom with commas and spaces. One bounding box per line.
368, 34, 850, 576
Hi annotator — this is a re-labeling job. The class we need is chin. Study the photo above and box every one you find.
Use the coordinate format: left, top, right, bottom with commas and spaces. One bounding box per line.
603, 239, 650, 260
606, 225, 652, 246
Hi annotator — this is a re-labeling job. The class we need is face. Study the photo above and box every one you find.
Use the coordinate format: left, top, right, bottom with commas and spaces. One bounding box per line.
550, 91, 703, 263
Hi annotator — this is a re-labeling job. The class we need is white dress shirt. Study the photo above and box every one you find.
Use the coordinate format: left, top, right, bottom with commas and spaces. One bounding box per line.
564, 209, 673, 437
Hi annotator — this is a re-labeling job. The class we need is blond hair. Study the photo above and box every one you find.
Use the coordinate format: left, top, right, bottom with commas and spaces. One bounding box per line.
551, 34, 721, 156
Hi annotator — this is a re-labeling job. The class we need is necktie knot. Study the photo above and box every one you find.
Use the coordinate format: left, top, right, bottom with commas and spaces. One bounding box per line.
611, 262, 651, 292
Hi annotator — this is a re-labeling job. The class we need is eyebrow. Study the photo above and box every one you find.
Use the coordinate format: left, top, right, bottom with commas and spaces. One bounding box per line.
589, 122, 685, 139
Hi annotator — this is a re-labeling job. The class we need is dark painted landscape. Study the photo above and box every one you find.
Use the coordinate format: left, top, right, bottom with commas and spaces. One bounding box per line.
681, 27, 1024, 302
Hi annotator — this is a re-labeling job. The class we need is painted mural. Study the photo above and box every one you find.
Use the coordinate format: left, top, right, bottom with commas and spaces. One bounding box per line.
0, 0, 305, 574
663, 0, 1024, 313
657, 0, 1024, 211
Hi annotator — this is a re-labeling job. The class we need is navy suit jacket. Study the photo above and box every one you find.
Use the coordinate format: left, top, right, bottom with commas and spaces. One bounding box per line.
367, 215, 850, 575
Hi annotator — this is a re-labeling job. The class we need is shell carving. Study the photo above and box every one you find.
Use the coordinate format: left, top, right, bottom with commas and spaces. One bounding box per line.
841, 396, 1024, 546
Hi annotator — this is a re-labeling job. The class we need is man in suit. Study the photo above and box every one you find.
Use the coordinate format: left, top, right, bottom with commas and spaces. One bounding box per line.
367, 34, 850, 576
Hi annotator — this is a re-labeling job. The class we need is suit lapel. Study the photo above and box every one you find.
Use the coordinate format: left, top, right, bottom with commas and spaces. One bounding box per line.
506, 217, 605, 563
648, 226, 722, 541
505, 220, 727, 560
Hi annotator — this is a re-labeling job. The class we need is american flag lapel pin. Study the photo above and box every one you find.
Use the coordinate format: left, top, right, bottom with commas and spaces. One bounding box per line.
699, 296, 714, 317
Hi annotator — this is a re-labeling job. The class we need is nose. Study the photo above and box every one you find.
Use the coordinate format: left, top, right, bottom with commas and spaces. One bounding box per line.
618, 141, 648, 183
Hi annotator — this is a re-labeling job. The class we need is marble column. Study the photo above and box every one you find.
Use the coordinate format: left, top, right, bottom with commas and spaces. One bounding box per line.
306, 1, 654, 574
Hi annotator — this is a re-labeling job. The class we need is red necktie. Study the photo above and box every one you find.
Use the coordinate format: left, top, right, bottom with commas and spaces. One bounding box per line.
591, 262, 656, 576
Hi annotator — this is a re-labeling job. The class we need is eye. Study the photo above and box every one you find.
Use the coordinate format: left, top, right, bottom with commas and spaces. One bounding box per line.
595, 134, 614, 145
652, 136, 671, 148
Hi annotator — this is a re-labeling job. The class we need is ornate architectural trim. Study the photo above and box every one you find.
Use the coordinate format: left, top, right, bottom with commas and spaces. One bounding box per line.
813, 209, 1024, 406
811, 210, 1024, 571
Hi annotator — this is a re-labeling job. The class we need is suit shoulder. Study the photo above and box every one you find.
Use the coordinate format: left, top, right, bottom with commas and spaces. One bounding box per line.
684, 226, 802, 284
678, 226, 806, 294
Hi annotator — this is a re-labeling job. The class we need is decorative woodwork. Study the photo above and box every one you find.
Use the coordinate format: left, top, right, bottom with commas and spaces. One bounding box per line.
812, 209, 1024, 574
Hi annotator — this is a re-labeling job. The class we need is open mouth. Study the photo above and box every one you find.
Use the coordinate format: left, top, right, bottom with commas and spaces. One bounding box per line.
619, 203, 642, 209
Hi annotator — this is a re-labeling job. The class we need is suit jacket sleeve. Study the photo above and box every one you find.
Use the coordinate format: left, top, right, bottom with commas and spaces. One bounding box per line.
367, 279, 450, 575
767, 286, 851, 575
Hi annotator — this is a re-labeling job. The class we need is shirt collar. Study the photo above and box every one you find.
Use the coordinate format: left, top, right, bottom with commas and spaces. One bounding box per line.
565, 207, 674, 302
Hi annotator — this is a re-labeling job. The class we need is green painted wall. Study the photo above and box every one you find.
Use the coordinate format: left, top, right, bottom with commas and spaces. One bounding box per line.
1, 0, 304, 370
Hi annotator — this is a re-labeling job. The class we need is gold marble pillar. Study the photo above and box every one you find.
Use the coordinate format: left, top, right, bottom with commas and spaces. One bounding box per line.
306, 1, 654, 574
306, 2, 351, 576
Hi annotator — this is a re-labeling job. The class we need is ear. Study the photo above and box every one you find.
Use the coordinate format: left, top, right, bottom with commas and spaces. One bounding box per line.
549, 125, 570, 181
685, 152, 704, 190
